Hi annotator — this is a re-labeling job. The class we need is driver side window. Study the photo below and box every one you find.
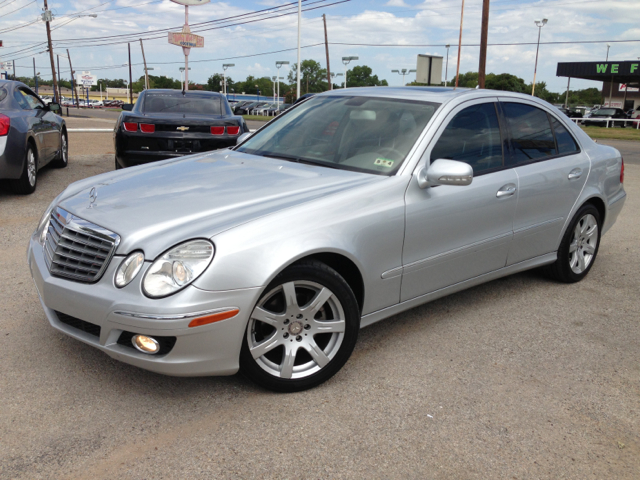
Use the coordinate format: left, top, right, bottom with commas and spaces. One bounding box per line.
14, 89, 43, 110
430, 102, 504, 174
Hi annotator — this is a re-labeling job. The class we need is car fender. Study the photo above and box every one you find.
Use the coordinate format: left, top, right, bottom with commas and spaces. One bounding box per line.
193, 176, 409, 316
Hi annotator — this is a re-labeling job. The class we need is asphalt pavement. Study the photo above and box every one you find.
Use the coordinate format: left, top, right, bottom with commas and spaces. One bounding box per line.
0, 132, 638, 479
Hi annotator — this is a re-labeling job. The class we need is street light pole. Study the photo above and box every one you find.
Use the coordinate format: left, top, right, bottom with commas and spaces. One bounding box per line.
445, 44, 450, 86
531, 18, 548, 96
222, 63, 234, 99
391, 68, 416, 86
275, 61, 289, 107
342, 56, 358, 88
606, 43, 610, 61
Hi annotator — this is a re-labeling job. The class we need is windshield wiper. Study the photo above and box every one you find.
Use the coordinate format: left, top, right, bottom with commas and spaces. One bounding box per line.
261, 153, 301, 163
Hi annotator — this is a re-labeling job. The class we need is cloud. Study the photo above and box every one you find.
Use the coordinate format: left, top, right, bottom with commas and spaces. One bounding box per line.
385, 0, 410, 7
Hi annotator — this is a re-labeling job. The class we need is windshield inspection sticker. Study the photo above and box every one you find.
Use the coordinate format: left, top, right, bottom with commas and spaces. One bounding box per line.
374, 158, 395, 168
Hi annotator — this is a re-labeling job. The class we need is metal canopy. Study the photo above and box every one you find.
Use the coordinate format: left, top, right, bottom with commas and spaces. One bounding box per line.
557, 61, 640, 86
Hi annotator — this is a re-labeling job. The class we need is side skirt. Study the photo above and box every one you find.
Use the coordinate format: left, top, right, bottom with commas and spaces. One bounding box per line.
360, 252, 557, 328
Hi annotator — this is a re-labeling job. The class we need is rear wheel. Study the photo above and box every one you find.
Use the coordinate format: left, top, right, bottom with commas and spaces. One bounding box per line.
50, 131, 68, 168
240, 260, 360, 392
10, 144, 37, 195
543, 204, 601, 283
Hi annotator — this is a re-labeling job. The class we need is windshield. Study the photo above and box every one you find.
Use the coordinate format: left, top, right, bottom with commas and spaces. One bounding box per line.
236, 95, 439, 175
594, 108, 616, 116
142, 93, 222, 115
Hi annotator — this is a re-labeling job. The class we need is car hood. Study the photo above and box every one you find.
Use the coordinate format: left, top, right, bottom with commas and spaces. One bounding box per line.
58, 149, 380, 258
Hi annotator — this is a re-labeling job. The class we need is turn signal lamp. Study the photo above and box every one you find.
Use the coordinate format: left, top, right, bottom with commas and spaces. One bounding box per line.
0, 114, 10, 136
132, 334, 160, 354
123, 122, 138, 132
140, 123, 155, 133
210, 126, 224, 135
188, 308, 240, 328
226, 126, 240, 135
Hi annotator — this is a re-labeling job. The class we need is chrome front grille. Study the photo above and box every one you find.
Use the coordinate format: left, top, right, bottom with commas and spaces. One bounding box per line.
44, 207, 120, 283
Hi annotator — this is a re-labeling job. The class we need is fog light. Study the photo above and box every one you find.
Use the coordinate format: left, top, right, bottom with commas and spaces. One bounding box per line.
132, 334, 160, 354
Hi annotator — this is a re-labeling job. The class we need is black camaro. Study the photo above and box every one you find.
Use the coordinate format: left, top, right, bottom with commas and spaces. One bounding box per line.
114, 89, 248, 169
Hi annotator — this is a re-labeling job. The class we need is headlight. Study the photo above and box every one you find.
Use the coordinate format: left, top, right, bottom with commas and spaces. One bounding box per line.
115, 251, 145, 288
142, 240, 214, 298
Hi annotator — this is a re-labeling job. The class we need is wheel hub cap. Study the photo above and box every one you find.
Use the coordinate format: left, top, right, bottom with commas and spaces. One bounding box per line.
288, 321, 303, 335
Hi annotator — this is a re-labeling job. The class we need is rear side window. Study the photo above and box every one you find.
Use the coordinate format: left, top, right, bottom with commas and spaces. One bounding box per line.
551, 118, 579, 155
503, 102, 556, 164
143, 93, 222, 115
430, 102, 503, 174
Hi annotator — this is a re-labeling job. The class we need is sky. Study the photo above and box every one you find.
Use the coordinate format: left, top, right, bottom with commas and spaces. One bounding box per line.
1, 0, 639, 93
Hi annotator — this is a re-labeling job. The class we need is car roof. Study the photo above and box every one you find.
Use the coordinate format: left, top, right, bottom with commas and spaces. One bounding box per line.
142, 89, 225, 98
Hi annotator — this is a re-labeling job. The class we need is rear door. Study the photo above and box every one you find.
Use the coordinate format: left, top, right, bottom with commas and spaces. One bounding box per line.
401, 99, 518, 301
499, 100, 589, 265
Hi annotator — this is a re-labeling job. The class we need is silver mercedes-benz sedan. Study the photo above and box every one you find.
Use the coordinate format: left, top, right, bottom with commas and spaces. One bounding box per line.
27, 87, 626, 392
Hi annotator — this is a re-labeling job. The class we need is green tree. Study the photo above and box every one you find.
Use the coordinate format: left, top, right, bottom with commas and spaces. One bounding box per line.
287, 60, 328, 93
447, 71, 478, 88
485, 73, 528, 93
206, 73, 233, 92
346, 65, 388, 87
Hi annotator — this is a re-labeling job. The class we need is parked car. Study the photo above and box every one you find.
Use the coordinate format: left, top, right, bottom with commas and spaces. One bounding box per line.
236, 102, 268, 115
264, 104, 291, 116
581, 107, 628, 127
28, 87, 625, 392
252, 103, 275, 115
232, 101, 252, 113
114, 89, 247, 169
0, 80, 68, 194
555, 106, 583, 119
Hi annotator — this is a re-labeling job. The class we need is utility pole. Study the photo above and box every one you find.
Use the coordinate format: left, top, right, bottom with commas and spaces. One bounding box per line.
564, 77, 570, 108
33, 58, 37, 93
12, 60, 15, 80
128, 43, 133, 103
140, 39, 149, 90
296, 0, 302, 99
56, 55, 62, 100
455, 0, 465, 89
42, 0, 59, 103
323, 14, 331, 90
478, 0, 490, 88
67, 49, 78, 108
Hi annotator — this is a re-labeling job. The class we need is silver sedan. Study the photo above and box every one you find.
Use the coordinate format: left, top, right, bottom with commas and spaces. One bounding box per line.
27, 87, 626, 392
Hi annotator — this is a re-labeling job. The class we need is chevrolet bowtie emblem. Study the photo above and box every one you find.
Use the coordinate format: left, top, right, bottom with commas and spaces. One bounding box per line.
177, 126, 189, 131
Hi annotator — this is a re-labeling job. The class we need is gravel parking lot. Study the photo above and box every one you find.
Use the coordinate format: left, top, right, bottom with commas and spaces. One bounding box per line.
1, 129, 638, 479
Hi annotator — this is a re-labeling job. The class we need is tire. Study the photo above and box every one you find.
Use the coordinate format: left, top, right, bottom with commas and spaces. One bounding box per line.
543, 204, 601, 283
50, 131, 68, 168
9, 143, 37, 195
240, 260, 360, 392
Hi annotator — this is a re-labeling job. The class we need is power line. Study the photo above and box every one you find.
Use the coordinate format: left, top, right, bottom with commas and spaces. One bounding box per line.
0, 0, 36, 18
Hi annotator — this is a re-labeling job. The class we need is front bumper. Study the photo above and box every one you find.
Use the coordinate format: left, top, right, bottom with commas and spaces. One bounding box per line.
27, 235, 262, 376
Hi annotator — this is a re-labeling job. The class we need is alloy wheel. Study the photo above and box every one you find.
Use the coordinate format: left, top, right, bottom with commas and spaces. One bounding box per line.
247, 280, 346, 380
27, 149, 36, 187
569, 213, 598, 274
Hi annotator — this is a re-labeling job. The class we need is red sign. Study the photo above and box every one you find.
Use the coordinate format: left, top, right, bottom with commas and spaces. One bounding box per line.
168, 31, 204, 48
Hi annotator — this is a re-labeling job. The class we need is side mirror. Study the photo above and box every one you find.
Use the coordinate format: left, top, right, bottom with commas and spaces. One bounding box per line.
48, 102, 61, 114
417, 159, 473, 189
236, 132, 252, 145
121, 104, 134, 111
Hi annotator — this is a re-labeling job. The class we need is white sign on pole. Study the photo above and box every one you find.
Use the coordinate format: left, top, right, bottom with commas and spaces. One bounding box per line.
0, 62, 13, 71
76, 71, 98, 86
170, 0, 210, 5
619, 83, 640, 93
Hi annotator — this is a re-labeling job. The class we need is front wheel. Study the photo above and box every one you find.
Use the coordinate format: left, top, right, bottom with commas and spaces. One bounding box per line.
240, 261, 360, 392
544, 204, 601, 283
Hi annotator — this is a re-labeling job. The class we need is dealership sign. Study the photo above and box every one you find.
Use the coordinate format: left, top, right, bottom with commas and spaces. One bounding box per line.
76, 71, 98, 86
619, 83, 640, 93
0, 61, 12, 70
168, 26, 204, 48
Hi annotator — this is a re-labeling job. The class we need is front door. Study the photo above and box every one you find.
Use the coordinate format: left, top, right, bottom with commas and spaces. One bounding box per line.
401, 99, 517, 302
498, 100, 590, 265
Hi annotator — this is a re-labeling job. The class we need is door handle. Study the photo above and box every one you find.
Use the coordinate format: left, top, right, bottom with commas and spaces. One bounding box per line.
496, 184, 516, 198
568, 168, 582, 180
